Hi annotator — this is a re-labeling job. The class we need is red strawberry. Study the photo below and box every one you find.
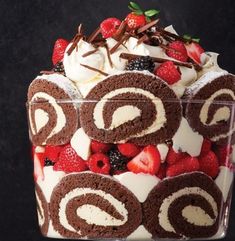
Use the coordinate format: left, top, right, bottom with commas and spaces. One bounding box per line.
154, 61, 181, 85
166, 148, 188, 165
44, 145, 64, 163
166, 41, 188, 62
214, 145, 232, 166
53, 144, 87, 173
185, 42, 204, 65
166, 156, 200, 177
156, 164, 166, 179
100, 18, 121, 38
52, 38, 69, 65
200, 139, 212, 156
117, 143, 141, 158
33, 147, 45, 181
125, 13, 146, 29
91, 140, 112, 154
88, 153, 111, 175
127, 145, 161, 175
198, 151, 219, 178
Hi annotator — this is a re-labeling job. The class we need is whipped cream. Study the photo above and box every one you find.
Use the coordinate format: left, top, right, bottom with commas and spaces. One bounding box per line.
172, 117, 203, 157
157, 143, 169, 162
47, 221, 63, 238
114, 172, 160, 202
37, 166, 65, 202
215, 166, 233, 202
70, 128, 91, 160
63, 39, 104, 83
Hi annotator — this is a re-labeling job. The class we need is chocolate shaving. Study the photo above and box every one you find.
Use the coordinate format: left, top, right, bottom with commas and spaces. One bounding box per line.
120, 53, 193, 68
67, 24, 84, 55
113, 21, 127, 41
87, 27, 101, 43
104, 44, 113, 68
110, 34, 131, 54
80, 64, 108, 76
137, 19, 160, 34
137, 34, 149, 45
82, 48, 98, 58
155, 26, 186, 43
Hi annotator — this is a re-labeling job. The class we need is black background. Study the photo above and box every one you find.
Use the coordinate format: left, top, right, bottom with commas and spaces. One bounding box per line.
0, 0, 234, 240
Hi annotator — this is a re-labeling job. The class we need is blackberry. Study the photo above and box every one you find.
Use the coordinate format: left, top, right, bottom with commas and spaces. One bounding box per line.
44, 158, 55, 167
108, 149, 128, 172
125, 56, 155, 72
53, 62, 65, 74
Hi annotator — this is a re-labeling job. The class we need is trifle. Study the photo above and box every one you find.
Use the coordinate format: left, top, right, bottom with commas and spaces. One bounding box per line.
27, 2, 235, 240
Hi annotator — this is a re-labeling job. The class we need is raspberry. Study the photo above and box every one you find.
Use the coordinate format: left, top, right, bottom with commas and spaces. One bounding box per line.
53, 144, 87, 173
88, 153, 110, 175
100, 18, 121, 38
166, 156, 200, 177
52, 38, 69, 65
155, 61, 181, 85
117, 143, 141, 158
91, 140, 112, 154
198, 151, 219, 178
166, 41, 188, 62
200, 139, 212, 156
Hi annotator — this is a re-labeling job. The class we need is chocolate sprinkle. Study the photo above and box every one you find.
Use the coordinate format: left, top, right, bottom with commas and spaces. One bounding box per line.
87, 27, 101, 43
137, 19, 160, 34
80, 64, 108, 76
110, 34, 131, 54
82, 48, 99, 58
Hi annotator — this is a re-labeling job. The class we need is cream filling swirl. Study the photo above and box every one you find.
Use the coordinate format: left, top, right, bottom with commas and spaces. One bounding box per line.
29, 92, 66, 143
59, 188, 128, 232
159, 187, 218, 233
93, 88, 166, 140
35, 192, 45, 226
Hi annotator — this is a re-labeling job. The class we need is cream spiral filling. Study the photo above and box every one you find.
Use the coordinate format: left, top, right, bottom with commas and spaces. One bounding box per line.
58, 188, 128, 232
29, 92, 66, 143
36, 191, 45, 226
158, 187, 218, 233
93, 87, 166, 141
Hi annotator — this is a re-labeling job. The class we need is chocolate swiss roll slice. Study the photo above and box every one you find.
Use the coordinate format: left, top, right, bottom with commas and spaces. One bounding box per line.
27, 74, 81, 146
184, 71, 235, 145
79, 72, 182, 145
35, 183, 49, 236
49, 172, 142, 239
142, 172, 223, 239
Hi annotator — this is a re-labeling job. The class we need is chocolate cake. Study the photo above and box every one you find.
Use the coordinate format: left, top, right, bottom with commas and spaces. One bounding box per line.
80, 72, 182, 145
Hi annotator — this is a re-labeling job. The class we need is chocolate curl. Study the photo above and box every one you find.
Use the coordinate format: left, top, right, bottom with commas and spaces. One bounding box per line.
80, 64, 108, 76
113, 21, 127, 41
110, 34, 131, 54
137, 19, 160, 34
67, 24, 84, 55
87, 27, 102, 43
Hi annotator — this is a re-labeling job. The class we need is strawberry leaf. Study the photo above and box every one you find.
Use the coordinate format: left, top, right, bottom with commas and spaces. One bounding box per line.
192, 38, 200, 43
144, 9, 160, 17
134, 10, 144, 15
183, 34, 191, 41
129, 1, 141, 10
128, 6, 137, 12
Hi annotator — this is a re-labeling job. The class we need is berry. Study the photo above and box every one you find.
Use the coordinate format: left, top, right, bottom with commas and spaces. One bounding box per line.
117, 143, 141, 158
100, 18, 121, 38
108, 149, 128, 172
185, 42, 204, 65
88, 153, 110, 174
200, 139, 212, 156
125, 13, 146, 29
52, 38, 69, 65
44, 158, 55, 167
166, 41, 188, 62
127, 145, 161, 175
166, 148, 188, 165
53, 61, 65, 74
125, 56, 155, 72
156, 164, 166, 179
53, 144, 87, 173
214, 145, 232, 166
166, 156, 200, 177
155, 61, 181, 85
91, 140, 112, 154
44, 145, 64, 163
198, 151, 219, 178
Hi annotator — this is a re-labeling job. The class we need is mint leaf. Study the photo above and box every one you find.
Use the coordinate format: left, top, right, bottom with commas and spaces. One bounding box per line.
134, 10, 144, 15
144, 9, 160, 17
192, 38, 200, 43
129, 1, 141, 10
183, 34, 191, 40
128, 6, 137, 12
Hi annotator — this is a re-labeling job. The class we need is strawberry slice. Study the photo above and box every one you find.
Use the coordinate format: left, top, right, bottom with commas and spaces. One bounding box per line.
52, 38, 69, 65
33, 147, 45, 181
127, 145, 161, 175
185, 42, 204, 65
